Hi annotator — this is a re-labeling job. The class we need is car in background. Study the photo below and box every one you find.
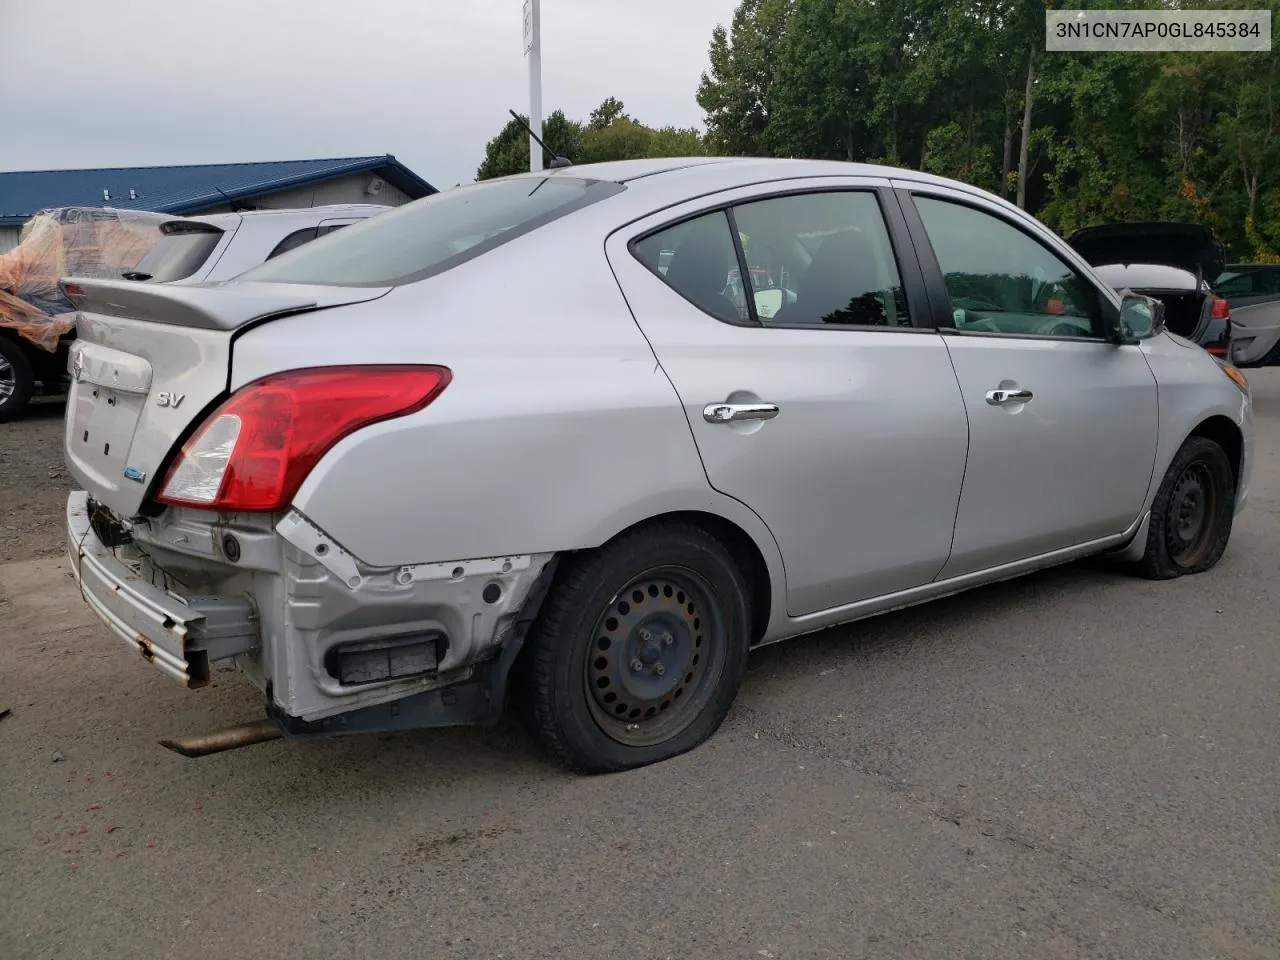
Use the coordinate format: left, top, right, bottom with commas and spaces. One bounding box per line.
1213, 263, 1280, 367
121, 203, 392, 284
61, 158, 1253, 774
1067, 222, 1233, 358
0, 204, 391, 421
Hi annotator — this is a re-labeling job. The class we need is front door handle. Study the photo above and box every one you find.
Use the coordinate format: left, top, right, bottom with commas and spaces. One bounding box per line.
985, 388, 1033, 406
703, 402, 780, 424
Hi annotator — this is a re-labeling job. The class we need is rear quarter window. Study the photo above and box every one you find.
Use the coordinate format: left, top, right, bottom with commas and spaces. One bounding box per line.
239, 177, 624, 288
128, 226, 223, 282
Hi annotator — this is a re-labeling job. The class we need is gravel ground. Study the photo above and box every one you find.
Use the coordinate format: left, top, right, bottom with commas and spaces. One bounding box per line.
0, 399, 73, 564
1, 372, 1278, 960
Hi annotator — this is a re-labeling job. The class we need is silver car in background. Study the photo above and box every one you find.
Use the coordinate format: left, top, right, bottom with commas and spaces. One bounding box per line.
1216, 263, 1280, 367
61, 158, 1254, 773
122, 203, 392, 284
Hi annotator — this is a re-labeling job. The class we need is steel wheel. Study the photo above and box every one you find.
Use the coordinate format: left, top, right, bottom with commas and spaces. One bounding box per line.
1136, 434, 1236, 580
518, 522, 752, 773
1164, 462, 1220, 568
583, 568, 726, 747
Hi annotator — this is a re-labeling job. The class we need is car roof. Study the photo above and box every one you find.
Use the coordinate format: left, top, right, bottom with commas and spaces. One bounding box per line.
231, 203, 392, 219
501, 156, 968, 190
488, 157, 1025, 233
174, 204, 392, 230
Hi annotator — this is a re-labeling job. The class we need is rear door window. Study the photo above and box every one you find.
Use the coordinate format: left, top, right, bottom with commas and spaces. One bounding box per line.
731, 191, 909, 326
240, 177, 624, 287
631, 190, 910, 328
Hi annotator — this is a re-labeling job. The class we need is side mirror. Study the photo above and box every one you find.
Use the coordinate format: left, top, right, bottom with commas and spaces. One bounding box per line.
1114, 291, 1165, 342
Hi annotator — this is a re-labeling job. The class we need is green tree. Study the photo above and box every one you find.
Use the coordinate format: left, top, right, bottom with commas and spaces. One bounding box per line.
696, 0, 791, 155
475, 100, 706, 181
580, 116, 654, 163
588, 96, 628, 130
647, 126, 708, 158
696, 0, 1280, 259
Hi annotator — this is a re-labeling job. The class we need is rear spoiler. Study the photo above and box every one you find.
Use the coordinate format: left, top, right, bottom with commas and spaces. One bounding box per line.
58, 277, 390, 332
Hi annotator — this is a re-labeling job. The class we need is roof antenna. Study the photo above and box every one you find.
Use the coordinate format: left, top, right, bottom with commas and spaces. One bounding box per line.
214, 186, 252, 212
508, 109, 572, 168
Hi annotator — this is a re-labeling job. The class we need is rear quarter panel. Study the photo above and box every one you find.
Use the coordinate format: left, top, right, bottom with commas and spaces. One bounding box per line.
228, 217, 788, 612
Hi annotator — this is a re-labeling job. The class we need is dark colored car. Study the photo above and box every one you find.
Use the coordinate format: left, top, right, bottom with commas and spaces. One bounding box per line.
1068, 222, 1232, 357
0, 325, 74, 420
1212, 263, 1280, 366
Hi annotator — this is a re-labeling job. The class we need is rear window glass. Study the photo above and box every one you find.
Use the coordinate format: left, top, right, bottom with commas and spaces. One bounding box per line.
239, 177, 624, 287
126, 226, 222, 282
266, 227, 320, 260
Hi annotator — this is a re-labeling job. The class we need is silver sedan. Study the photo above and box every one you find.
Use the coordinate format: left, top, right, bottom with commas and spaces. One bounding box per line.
61, 158, 1255, 773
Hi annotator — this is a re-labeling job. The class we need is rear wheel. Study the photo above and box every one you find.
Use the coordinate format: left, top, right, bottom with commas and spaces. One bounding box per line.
518, 523, 751, 773
1136, 436, 1235, 579
0, 336, 35, 423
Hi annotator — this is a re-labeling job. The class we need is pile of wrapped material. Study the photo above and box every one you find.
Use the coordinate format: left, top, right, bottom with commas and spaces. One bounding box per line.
0, 207, 169, 351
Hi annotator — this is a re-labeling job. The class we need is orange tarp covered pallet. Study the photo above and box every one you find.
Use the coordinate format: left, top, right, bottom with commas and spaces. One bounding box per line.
0, 207, 168, 351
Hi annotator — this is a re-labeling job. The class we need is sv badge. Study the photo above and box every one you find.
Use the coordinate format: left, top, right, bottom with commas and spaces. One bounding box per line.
155, 391, 185, 409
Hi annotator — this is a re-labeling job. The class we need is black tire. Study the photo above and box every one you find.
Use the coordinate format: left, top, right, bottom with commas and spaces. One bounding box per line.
518, 522, 752, 774
0, 336, 35, 423
1136, 436, 1236, 580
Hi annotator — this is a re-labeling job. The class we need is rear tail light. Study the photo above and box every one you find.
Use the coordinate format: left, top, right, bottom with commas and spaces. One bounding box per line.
157, 365, 451, 511
1211, 295, 1230, 320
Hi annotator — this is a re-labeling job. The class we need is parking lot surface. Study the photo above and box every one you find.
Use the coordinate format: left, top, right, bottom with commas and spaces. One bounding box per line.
2, 372, 1278, 960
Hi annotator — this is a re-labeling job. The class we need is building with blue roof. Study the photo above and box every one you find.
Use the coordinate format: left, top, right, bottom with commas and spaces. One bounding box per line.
0, 155, 436, 251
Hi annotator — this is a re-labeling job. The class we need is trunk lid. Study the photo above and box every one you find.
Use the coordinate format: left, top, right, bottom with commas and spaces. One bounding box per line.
61, 277, 389, 518
1067, 222, 1226, 281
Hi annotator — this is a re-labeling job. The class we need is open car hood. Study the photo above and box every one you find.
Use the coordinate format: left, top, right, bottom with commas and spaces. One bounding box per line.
1067, 222, 1225, 280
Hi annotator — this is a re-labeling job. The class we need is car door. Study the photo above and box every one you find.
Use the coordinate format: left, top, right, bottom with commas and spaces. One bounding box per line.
607, 179, 970, 617
894, 183, 1159, 579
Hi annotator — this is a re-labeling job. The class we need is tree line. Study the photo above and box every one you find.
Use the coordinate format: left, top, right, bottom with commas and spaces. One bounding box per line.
476, 97, 706, 180
477, 0, 1280, 260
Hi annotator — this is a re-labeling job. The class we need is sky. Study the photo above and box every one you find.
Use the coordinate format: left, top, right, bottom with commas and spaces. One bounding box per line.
0, 0, 738, 189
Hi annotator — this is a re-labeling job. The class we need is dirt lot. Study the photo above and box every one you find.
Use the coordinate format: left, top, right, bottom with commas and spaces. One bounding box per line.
3, 374, 1279, 960
0, 400, 73, 564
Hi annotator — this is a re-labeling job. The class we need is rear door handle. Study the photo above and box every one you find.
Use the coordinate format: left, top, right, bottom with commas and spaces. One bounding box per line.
703, 402, 780, 424
985, 388, 1033, 406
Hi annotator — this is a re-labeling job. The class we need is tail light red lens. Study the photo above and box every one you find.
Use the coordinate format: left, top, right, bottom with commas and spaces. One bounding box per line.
1211, 296, 1230, 320
157, 365, 451, 511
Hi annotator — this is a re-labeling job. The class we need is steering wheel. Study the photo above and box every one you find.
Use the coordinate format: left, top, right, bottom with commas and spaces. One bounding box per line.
954, 296, 1004, 312
1036, 318, 1086, 337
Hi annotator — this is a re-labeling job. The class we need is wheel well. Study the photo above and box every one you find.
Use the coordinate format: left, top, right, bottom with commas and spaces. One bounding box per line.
594, 511, 774, 646
1189, 415, 1243, 483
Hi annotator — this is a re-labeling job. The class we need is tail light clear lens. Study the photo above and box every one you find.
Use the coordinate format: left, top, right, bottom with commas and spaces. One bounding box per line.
157, 365, 451, 511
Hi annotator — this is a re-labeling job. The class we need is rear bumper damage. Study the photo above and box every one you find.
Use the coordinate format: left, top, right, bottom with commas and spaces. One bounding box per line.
66, 490, 557, 748
66, 491, 258, 687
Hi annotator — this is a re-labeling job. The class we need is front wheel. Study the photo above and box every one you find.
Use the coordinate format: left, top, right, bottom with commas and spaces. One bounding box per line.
1136, 436, 1236, 580
518, 523, 752, 773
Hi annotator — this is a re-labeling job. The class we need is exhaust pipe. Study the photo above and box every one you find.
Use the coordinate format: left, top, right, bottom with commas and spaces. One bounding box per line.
159, 719, 283, 758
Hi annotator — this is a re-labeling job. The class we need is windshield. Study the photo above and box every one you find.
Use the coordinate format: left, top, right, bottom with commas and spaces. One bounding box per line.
126, 225, 223, 282
239, 176, 624, 287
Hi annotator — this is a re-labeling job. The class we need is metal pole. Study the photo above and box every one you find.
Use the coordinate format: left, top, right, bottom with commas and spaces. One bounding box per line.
525, 0, 543, 172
